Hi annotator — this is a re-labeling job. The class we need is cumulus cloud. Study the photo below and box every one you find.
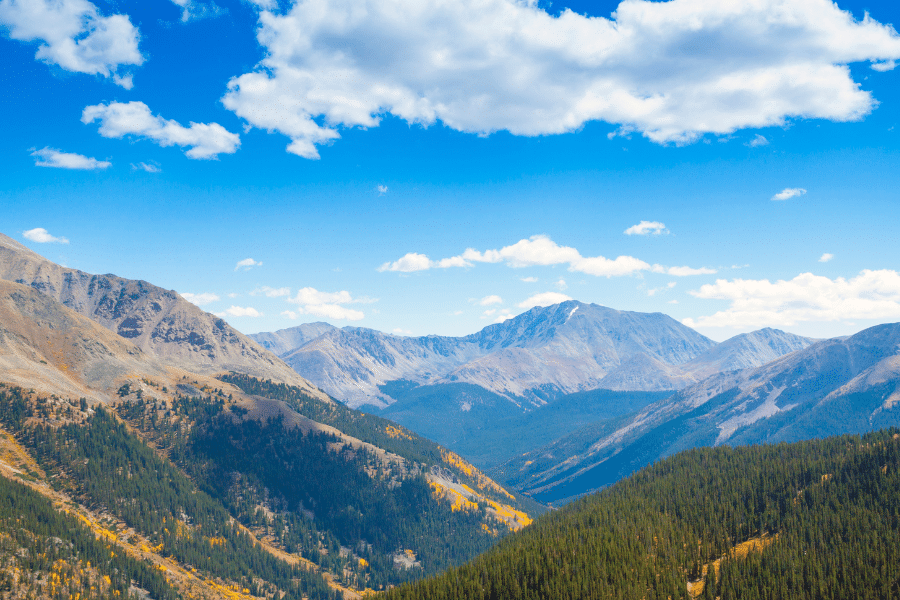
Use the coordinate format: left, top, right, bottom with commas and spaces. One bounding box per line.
31, 147, 110, 170
234, 258, 262, 271
222, 0, 900, 159
683, 270, 900, 329
82, 101, 240, 159
180, 292, 220, 306
624, 221, 668, 236
521, 276, 538, 283
748, 134, 769, 147
518, 292, 573, 309
214, 306, 262, 317
772, 187, 807, 201
0, 0, 142, 85
479, 295, 503, 306
380, 235, 652, 278
819, 253, 834, 263
250, 286, 290, 297
285, 286, 370, 321
376, 184, 388, 195
22, 228, 68, 244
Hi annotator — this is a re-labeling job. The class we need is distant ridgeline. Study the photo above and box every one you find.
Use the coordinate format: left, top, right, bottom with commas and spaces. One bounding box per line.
385, 429, 900, 600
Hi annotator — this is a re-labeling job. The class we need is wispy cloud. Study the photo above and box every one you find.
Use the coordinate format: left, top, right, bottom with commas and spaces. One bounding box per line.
624, 221, 668, 236
683, 270, 900, 329
819, 253, 834, 263
772, 187, 807, 201
654, 265, 717, 277
235, 258, 262, 271
31, 147, 110, 170
747, 134, 769, 147
376, 184, 388, 195
22, 228, 68, 244
0, 0, 143, 85
180, 292, 220, 306
250, 286, 290, 297
82, 101, 240, 159
520, 276, 538, 283
167, 0, 226, 23
131, 162, 161, 173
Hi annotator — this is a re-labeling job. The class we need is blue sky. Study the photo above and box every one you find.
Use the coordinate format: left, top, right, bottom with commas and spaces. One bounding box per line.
2, 0, 899, 342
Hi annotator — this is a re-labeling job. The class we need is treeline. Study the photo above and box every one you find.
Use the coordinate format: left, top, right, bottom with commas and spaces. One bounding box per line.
385, 428, 900, 600
0, 385, 340, 600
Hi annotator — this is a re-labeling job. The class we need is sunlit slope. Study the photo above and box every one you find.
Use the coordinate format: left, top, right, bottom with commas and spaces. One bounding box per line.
386, 429, 900, 600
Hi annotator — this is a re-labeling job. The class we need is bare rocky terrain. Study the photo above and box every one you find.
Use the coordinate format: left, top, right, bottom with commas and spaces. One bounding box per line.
0, 233, 328, 402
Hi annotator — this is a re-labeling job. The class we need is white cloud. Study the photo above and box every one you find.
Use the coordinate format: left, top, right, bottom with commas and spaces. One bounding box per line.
683, 270, 900, 329
82, 101, 240, 159
494, 309, 515, 323
132, 162, 161, 173
31, 147, 110, 170
479, 295, 503, 306
251, 286, 290, 297
392, 328, 412, 335
180, 292, 220, 306
281, 310, 299, 319
376, 184, 388, 195
222, 0, 900, 159
772, 187, 807, 201
556, 278, 567, 290
748, 134, 769, 147
521, 276, 538, 283
661, 265, 718, 277
214, 306, 262, 317
381, 235, 650, 278
819, 253, 834, 263
378, 252, 432, 273
482, 309, 497, 317
624, 221, 668, 236
647, 281, 677, 296
285, 286, 369, 321
0, 0, 142, 85
168, 0, 225, 23
871, 60, 897, 72
22, 228, 68, 244
518, 292, 572, 309
235, 258, 262, 271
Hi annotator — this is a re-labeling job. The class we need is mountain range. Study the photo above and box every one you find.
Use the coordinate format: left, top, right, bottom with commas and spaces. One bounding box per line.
495, 321, 900, 503
0, 234, 538, 599
251, 303, 814, 409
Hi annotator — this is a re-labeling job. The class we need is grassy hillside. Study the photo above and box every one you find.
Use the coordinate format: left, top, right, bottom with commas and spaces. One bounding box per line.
385, 428, 900, 600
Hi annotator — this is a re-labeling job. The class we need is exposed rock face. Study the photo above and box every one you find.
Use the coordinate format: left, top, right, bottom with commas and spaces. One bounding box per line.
0, 279, 166, 401
251, 322, 338, 356
261, 301, 718, 407
498, 322, 900, 504
0, 233, 327, 401
681, 327, 815, 379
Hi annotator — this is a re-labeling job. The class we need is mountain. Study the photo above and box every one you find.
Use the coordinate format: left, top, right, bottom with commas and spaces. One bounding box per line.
0, 233, 323, 398
0, 234, 540, 598
252, 321, 338, 355
256, 300, 718, 407
385, 429, 900, 600
496, 322, 900, 504
681, 327, 815, 379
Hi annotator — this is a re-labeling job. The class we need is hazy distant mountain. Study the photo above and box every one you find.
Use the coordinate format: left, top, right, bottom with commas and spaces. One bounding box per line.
256, 301, 717, 407
0, 233, 323, 398
251, 322, 338, 355
496, 322, 900, 504
681, 327, 815, 379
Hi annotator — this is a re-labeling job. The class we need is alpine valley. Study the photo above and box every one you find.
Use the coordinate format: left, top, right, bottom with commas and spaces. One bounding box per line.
2, 232, 899, 600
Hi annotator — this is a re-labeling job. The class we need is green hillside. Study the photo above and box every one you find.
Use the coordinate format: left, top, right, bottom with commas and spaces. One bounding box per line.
385, 428, 900, 600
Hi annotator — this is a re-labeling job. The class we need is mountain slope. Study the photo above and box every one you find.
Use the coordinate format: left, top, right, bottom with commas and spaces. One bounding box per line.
0, 233, 322, 397
266, 300, 717, 407
386, 429, 900, 600
497, 322, 900, 504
